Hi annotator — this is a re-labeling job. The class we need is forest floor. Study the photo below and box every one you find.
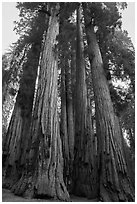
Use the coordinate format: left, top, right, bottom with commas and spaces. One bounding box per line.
2, 188, 99, 202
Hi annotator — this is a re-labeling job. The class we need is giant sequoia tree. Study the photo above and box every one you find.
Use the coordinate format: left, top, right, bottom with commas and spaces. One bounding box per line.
3, 3, 46, 188
3, 43, 41, 188
83, 2, 134, 201
72, 4, 98, 198
11, 4, 69, 201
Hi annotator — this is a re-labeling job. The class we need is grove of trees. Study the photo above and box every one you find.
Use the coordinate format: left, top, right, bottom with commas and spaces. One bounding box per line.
2, 2, 135, 202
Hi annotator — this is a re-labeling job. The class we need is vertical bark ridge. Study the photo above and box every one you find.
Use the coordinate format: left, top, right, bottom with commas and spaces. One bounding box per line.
65, 60, 75, 191
73, 4, 98, 198
60, 63, 70, 186
3, 105, 22, 184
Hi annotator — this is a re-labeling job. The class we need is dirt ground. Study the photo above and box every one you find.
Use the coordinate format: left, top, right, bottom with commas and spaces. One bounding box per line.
2, 188, 99, 202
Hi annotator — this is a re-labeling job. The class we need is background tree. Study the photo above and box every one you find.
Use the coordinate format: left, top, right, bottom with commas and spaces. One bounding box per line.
3, 2, 46, 189
58, 2, 77, 191
3, 44, 41, 188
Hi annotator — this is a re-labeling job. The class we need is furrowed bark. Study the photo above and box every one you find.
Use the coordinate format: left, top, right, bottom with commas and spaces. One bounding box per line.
60, 55, 75, 192
83, 3, 134, 201
11, 5, 69, 201
65, 60, 75, 192
72, 4, 97, 199
60, 64, 70, 187
3, 44, 40, 189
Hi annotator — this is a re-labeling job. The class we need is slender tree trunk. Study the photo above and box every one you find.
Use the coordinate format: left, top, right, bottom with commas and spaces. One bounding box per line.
83, 3, 134, 201
60, 64, 69, 187
60, 55, 75, 192
72, 4, 97, 198
65, 60, 75, 192
11, 5, 69, 201
3, 44, 40, 188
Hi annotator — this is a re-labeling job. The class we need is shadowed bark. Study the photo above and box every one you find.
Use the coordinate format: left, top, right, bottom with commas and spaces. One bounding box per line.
60, 59, 75, 192
60, 64, 70, 186
65, 61, 75, 191
83, 3, 134, 201
72, 4, 98, 199
3, 44, 40, 189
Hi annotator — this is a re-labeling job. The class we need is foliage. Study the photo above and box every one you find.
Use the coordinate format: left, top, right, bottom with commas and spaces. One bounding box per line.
2, 55, 11, 87
2, 2, 46, 133
2, 94, 15, 137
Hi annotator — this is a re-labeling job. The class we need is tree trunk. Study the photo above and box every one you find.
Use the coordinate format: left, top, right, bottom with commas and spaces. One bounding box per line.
3, 44, 40, 189
60, 64, 70, 187
72, 4, 97, 199
65, 59, 75, 192
83, 3, 134, 201
122, 129, 135, 188
3, 104, 23, 186
60, 54, 75, 192
11, 5, 69, 201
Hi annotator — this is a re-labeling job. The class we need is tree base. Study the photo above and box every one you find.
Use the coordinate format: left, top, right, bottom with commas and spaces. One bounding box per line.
99, 181, 135, 202
11, 171, 70, 201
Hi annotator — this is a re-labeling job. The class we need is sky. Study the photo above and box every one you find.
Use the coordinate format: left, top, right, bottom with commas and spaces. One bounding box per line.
122, 2, 135, 44
2, 2, 135, 54
2, 2, 20, 53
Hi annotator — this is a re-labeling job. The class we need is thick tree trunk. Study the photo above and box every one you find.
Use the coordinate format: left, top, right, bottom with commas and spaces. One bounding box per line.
72, 4, 97, 199
11, 5, 69, 201
83, 3, 134, 201
3, 44, 40, 189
